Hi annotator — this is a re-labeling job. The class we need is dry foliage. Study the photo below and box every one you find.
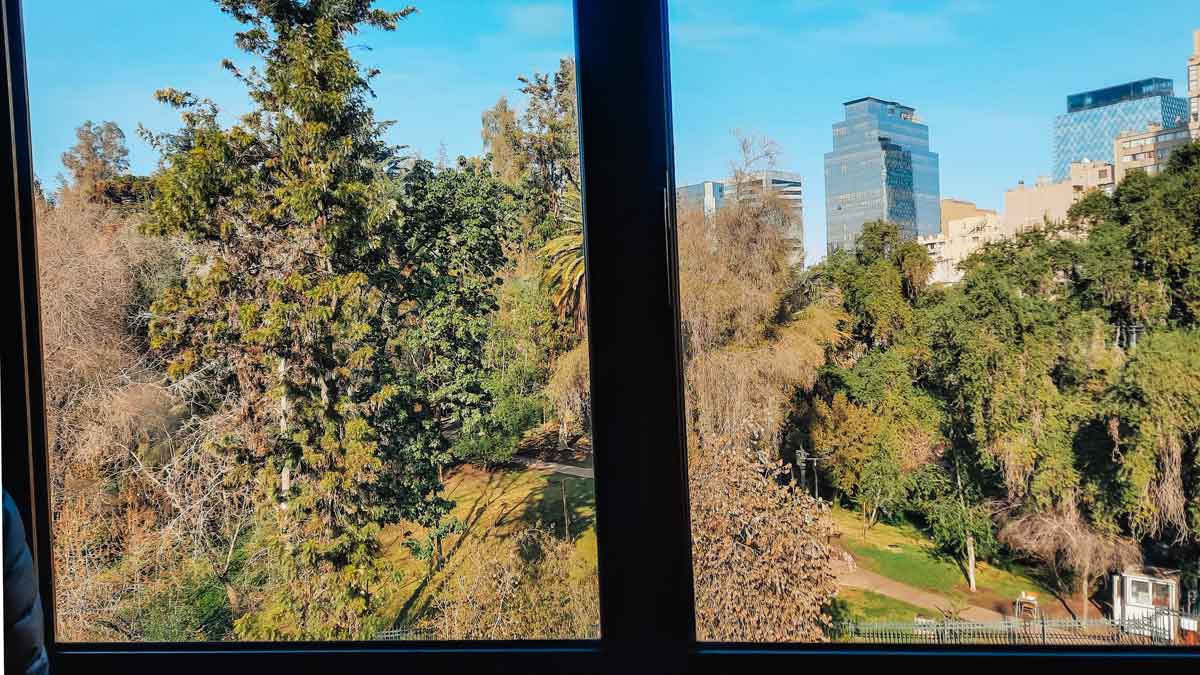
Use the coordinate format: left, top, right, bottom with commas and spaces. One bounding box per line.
424, 526, 599, 639
546, 339, 591, 448
38, 191, 253, 639
999, 502, 1141, 619
679, 137, 845, 641
690, 446, 838, 641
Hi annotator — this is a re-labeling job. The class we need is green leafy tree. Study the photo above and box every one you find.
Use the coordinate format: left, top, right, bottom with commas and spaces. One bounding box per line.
144, 1, 506, 639
910, 461, 996, 592
482, 59, 579, 249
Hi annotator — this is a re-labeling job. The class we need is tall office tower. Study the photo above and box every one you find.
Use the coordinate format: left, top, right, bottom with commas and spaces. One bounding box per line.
1190, 30, 1200, 140
824, 97, 941, 255
726, 170, 804, 265
1052, 78, 1188, 181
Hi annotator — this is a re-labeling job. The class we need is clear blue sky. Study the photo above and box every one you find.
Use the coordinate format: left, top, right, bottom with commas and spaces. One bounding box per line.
24, 1, 1200, 265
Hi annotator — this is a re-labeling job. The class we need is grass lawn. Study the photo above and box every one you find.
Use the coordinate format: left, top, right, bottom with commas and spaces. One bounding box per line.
836, 587, 929, 623
830, 506, 1067, 617
380, 462, 597, 627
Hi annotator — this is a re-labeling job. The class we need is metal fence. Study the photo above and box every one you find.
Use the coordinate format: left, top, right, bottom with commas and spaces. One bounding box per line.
830, 617, 1167, 646
375, 627, 435, 641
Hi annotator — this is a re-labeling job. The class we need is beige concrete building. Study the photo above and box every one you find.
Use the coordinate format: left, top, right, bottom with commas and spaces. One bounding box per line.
919, 199, 1006, 284
940, 198, 988, 230
1003, 161, 1114, 232
1189, 30, 1200, 140
1114, 122, 1192, 183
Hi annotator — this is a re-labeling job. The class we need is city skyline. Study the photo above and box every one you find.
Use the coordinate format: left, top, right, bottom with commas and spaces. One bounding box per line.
23, 1, 1200, 267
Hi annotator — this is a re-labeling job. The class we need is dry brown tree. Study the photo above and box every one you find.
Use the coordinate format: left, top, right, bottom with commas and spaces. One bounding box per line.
546, 339, 590, 449
679, 136, 846, 641
38, 148, 254, 638
999, 502, 1141, 620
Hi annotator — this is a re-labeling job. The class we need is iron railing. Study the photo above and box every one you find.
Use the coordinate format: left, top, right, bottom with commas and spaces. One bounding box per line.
830, 616, 1170, 646
374, 627, 435, 641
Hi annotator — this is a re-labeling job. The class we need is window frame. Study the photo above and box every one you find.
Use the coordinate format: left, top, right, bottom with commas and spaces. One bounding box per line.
2, 0, 1198, 672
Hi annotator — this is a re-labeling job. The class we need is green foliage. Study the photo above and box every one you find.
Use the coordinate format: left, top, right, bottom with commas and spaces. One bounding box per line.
137, 571, 235, 641
454, 275, 562, 464
805, 144, 1200, 592
482, 59, 579, 249
144, 0, 506, 639
538, 187, 586, 332
909, 463, 997, 563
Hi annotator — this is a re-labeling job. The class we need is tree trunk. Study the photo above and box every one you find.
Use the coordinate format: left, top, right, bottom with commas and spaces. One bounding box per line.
955, 458, 977, 593
225, 582, 242, 616
966, 533, 977, 592
1080, 560, 1090, 621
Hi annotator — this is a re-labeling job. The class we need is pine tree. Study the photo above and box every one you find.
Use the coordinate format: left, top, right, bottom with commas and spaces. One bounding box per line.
144, 1, 506, 639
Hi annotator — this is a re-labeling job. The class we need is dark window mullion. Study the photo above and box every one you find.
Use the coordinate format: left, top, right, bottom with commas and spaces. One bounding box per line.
1, 0, 57, 656
575, 0, 695, 661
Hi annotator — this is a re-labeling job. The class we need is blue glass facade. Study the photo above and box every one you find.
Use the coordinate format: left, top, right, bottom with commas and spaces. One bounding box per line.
824, 97, 940, 255
1053, 80, 1188, 181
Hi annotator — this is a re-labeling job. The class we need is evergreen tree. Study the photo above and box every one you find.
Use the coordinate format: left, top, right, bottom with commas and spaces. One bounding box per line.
144, 0, 507, 639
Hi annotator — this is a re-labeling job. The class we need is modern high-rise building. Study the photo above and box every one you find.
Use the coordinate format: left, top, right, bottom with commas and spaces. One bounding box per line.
1052, 78, 1188, 180
1189, 30, 1200, 140
824, 97, 941, 255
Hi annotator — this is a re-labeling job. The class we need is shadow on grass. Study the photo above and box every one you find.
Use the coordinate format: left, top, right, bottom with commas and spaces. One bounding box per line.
391, 468, 529, 628
520, 474, 596, 544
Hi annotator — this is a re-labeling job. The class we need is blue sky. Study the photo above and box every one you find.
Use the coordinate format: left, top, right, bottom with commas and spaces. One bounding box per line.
24, 1, 1200, 264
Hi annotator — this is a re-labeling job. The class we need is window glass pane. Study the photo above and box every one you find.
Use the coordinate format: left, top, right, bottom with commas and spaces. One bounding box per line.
669, 1, 1200, 646
27, 0, 598, 642
1132, 581, 1152, 606
1154, 583, 1173, 607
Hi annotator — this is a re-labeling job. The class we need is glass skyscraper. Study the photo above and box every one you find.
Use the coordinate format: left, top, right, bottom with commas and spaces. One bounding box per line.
1053, 78, 1188, 180
824, 97, 941, 255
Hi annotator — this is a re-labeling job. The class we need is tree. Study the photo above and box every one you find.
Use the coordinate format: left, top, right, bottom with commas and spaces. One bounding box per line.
679, 136, 844, 640
538, 187, 586, 333
144, 0, 505, 639
481, 59, 579, 249
910, 461, 995, 592
60, 120, 130, 199
1000, 505, 1140, 620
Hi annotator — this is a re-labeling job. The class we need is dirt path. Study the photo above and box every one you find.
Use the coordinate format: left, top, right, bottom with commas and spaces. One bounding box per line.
838, 567, 1006, 622
511, 455, 594, 479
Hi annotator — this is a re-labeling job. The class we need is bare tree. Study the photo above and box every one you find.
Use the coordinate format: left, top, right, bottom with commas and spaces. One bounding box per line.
1000, 503, 1141, 620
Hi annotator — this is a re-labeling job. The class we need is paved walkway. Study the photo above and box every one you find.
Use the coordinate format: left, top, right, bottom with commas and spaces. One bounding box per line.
838, 567, 1005, 622
511, 455, 594, 479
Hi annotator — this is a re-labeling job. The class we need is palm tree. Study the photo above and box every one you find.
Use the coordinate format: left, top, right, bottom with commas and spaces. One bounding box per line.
541, 229, 586, 334
539, 190, 587, 334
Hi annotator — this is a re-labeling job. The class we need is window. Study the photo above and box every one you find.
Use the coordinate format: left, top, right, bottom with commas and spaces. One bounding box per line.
1132, 580, 1152, 606
1153, 583, 1173, 608
668, 0, 1200, 649
5, 1, 1200, 671
22, 0, 599, 645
